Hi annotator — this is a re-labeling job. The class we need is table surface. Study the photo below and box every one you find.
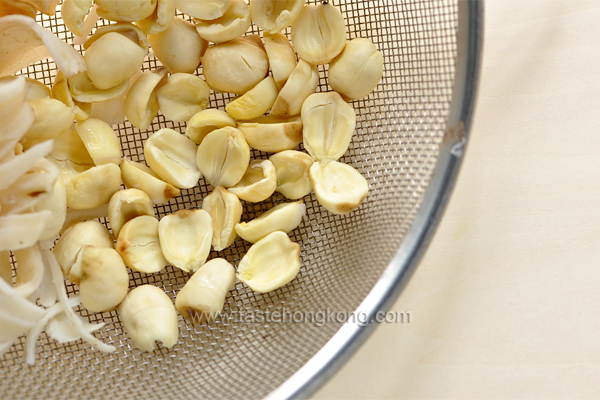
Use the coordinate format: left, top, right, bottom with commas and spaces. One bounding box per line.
312, 1, 600, 398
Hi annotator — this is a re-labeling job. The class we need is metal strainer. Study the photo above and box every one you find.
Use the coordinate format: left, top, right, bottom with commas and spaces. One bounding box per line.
0, 1, 482, 398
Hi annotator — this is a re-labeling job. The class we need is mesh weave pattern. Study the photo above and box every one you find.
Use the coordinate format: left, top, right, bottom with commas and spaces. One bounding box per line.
1, 1, 458, 398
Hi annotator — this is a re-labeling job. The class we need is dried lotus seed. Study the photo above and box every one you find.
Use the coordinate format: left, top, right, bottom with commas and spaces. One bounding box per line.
194, 0, 251, 43
95, 0, 157, 22
68, 71, 130, 103
235, 201, 306, 243
291, 2, 346, 65
156, 73, 210, 122
309, 161, 369, 215
175, 0, 231, 20
249, 0, 304, 34
61, 0, 92, 37
301, 92, 356, 163
196, 126, 250, 187
75, 118, 122, 165
263, 32, 297, 89
64, 163, 122, 210
20, 98, 74, 150
53, 220, 113, 279
329, 38, 384, 101
202, 186, 242, 251
158, 209, 213, 273
148, 17, 207, 74
120, 158, 180, 205
237, 116, 302, 153
201, 35, 269, 95
228, 159, 277, 203
237, 231, 300, 293
270, 59, 318, 117
185, 108, 236, 144
118, 285, 179, 352
52, 70, 90, 121
225, 76, 278, 120
136, 0, 176, 35
124, 68, 168, 130
144, 128, 201, 189
108, 189, 155, 239
117, 215, 168, 273
269, 150, 314, 200
78, 246, 129, 313
175, 258, 235, 324
84, 31, 146, 90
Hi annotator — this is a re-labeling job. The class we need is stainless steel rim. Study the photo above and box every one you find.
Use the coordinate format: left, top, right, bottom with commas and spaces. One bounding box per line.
267, 1, 484, 398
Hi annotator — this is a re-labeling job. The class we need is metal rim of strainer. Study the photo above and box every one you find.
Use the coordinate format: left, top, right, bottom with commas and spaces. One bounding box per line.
267, 1, 484, 399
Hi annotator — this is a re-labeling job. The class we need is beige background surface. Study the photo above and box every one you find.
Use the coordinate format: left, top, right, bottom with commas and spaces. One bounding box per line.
313, 0, 600, 398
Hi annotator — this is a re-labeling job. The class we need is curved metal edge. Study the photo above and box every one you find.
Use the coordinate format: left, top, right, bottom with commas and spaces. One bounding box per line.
266, 1, 484, 399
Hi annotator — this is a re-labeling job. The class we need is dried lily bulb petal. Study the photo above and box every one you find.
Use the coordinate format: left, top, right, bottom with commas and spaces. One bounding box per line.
291, 2, 346, 65
237, 231, 300, 293
263, 32, 296, 89
201, 35, 269, 95
225, 76, 278, 121
156, 73, 210, 122
329, 38, 384, 101
13, 244, 44, 298
83, 24, 149, 90
270, 59, 318, 117
108, 189, 155, 239
202, 186, 242, 251
117, 216, 168, 273
0, 1, 37, 18
0, 75, 51, 102
124, 68, 168, 130
148, 17, 207, 74
0, 157, 58, 216
228, 159, 277, 203
136, 0, 175, 35
269, 150, 313, 200
53, 220, 113, 278
175, 0, 231, 20
185, 108, 236, 145
158, 209, 212, 272
194, 0, 250, 43
120, 158, 180, 205
95, 0, 157, 22
0, 15, 86, 78
68, 72, 130, 103
20, 98, 74, 150
65, 163, 122, 210
144, 128, 201, 189
78, 246, 128, 312
235, 201, 305, 243
195, 126, 250, 187
0, 76, 34, 162
0, 211, 52, 252
309, 161, 368, 215
0, 251, 11, 283
118, 285, 178, 352
249, 0, 304, 34
175, 258, 235, 324
52, 70, 90, 121
62, 0, 92, 37
75, 118, 122, 165
301, 91, 356, 163
32, 178, 67, 241
237, 116, 302, 153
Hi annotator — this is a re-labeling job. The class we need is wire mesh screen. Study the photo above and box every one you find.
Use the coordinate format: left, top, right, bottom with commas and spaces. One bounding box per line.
1, 0, 458, 398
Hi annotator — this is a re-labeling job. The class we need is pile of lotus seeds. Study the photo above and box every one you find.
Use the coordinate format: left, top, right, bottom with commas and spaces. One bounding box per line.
0, 0, 383, 357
